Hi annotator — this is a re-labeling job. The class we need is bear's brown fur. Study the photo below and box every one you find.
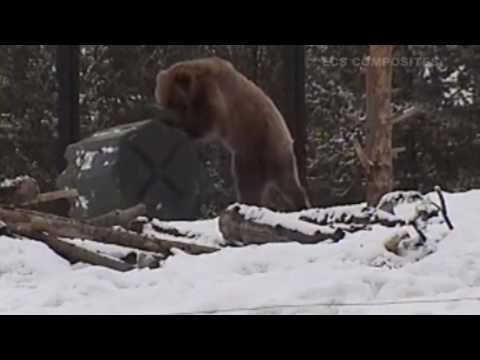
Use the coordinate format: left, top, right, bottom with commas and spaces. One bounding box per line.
155, 57, 311, 211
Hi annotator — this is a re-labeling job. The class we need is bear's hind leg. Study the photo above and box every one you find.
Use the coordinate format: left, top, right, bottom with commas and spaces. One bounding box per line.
273, 165, 311, 212
232, 155, 269, 207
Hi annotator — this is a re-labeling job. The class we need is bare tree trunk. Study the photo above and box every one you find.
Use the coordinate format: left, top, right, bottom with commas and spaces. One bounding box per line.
357, 46, 395, 207
56, 45, 80, 174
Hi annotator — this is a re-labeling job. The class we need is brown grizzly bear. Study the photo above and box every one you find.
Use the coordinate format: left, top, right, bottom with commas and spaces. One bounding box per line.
155, 57, 311, 211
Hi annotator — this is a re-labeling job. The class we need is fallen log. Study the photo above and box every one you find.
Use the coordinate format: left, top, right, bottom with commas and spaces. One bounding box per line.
130, 217, 211, 241
65, 238, 164, 269
128, 217, 150, 233
19, 189, 79, 208
87, 203, 147, 228
333, 223, 371, 234
0, 177, 80, 218
0, 207, 219, 256
299, 191, 440, 230
219, 205, 345, 246
6, 222, 135, 272
0, 176, 40, 205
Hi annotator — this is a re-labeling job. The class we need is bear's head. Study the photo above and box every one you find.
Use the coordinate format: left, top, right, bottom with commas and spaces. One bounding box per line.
155, 58, 229, 141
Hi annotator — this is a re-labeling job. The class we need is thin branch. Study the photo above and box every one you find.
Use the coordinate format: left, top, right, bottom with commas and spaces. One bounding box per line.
392, 107, 424, 126
353, 139, 374, 174
412, 222, 428, 245
393, 147, 407, 158
435, 186, 455, 230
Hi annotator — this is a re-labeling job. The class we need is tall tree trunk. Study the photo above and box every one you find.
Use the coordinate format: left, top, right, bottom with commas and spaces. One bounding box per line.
10, 46, 29, 120
56, 45, 80, 174
364, 45, 394, 207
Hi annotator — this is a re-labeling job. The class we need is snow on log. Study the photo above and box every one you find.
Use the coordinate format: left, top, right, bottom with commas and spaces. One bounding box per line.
219, 204, 345, 246
5, 222, 136, 272
299, 206, 407, 229
139, 218, 225, 249
64, 238, 164, 269
0, 207, 219, 256
300, 191, 440, 230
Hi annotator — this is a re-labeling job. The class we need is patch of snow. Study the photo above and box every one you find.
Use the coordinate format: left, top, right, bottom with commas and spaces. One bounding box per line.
101, 147, 118, 154
81, 152, 97, 171
93, 128, 124, 138
75, 196, 89, 211
0, 176, 30, 188
75, 150, 98, 172
1, 190, 480, 314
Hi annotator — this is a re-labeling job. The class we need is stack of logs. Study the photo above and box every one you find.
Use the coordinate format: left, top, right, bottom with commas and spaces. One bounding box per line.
0, 176, 454, 272
0, 176, 218, 272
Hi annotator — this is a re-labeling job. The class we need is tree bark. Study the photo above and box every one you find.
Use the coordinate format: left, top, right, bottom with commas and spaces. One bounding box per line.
364, 45, 395, 206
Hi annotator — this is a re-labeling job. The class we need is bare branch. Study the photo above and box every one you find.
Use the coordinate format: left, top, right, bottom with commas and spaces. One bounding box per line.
392, 107, 424, 126
353, 139, 374, 174
219, 205, 345, 246
434, 186, 454, 230
19, 189, 79, 208
393, 147, 407, 158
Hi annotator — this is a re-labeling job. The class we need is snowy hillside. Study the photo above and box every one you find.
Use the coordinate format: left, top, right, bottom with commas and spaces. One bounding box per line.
1, 190, 480, 315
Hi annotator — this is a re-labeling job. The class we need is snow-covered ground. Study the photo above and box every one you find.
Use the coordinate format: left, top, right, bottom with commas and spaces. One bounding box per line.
1, 190, 480, 315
